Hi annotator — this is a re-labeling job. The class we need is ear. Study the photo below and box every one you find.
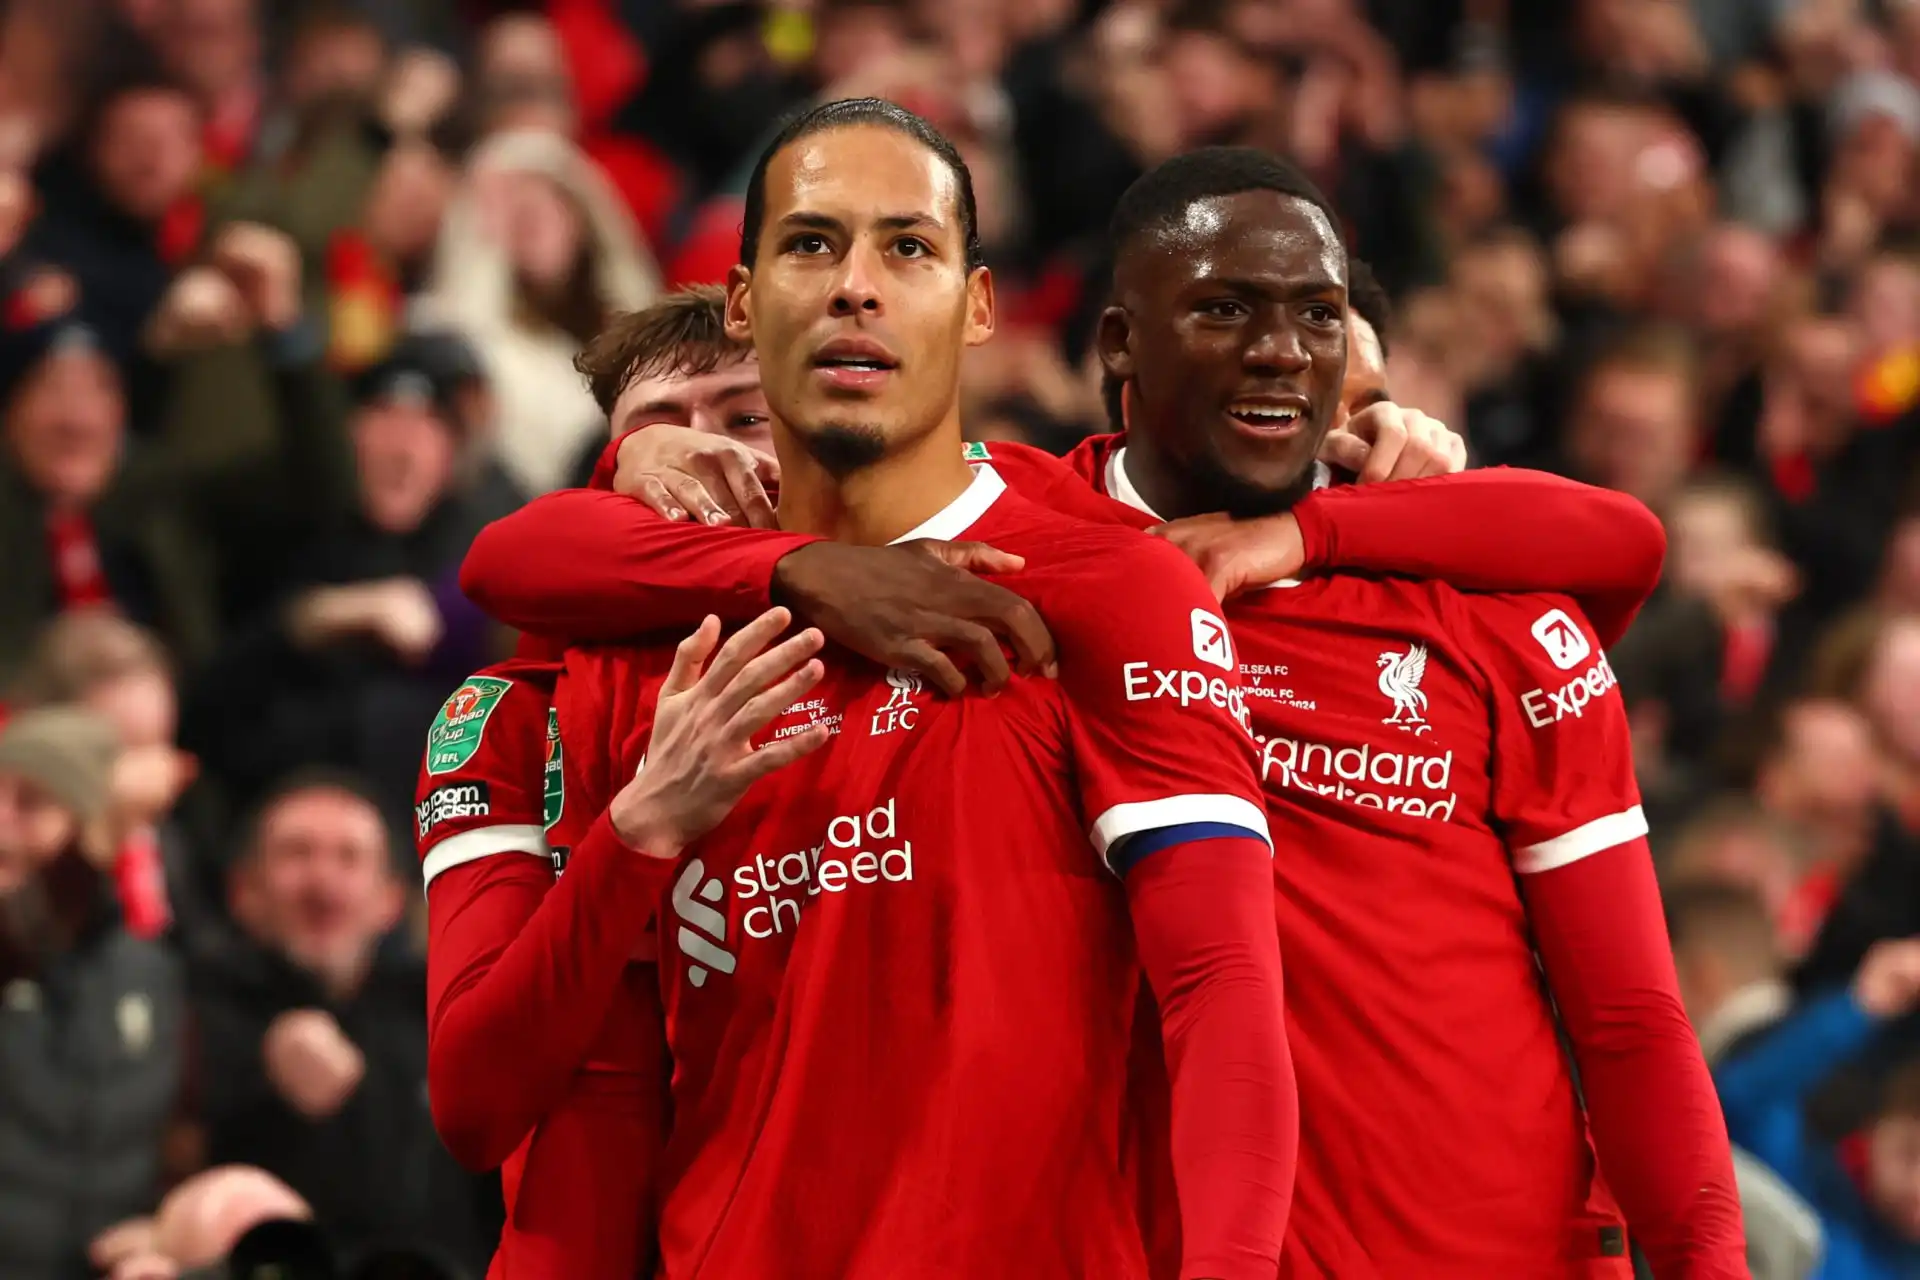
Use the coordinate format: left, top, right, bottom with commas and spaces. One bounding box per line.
1096, 304, 1135, 382
723, 264, 754, 343
373, 874, 406, 936
963, 265, 996, 349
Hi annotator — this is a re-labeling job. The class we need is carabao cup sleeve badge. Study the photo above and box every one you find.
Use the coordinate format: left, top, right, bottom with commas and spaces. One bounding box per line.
427, 676, 514, 775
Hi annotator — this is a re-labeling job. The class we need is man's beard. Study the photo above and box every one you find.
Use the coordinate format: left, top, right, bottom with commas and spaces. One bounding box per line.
801, 422, 889, 478
1186, 446, 1319, 519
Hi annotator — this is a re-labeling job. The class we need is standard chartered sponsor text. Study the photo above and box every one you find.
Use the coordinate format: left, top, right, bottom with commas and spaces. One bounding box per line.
1261, 734, 1457, 820
733, 798, 912, 938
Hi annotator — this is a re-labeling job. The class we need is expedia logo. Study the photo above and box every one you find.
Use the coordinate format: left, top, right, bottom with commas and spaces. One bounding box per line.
416, 782, 490, 838
1521, 653, 1620, 729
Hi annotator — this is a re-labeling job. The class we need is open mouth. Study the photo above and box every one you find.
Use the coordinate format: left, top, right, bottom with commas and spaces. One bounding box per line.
814, 357, 896, 372
1226, 402, 1306, 431
811, 338, 899, 392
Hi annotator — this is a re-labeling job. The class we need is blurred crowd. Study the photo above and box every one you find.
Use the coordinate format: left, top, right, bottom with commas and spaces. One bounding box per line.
3, 0, 1920, 1276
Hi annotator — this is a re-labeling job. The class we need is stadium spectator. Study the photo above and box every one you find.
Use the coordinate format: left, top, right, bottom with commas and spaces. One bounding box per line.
1670, 878, 1791, 1065
1719, 937, 1920, 1279
180, 331, 506, 837
0, 706, 185, 1280
10, 613, 199, 945
0, 289, 218, 678
194, 773, 490, 1275
422, 127, 659, 496
18, 71, 204, 426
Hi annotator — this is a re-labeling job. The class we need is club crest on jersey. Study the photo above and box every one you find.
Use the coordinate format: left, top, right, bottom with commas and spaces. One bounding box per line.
1530, 608, 1592, 671
427, 676, 512, 774
871, 668, 923, 736
1377, 643, 1432, 736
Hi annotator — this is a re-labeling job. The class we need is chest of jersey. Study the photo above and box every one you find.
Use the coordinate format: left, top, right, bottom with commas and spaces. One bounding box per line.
1227, 578, 1498, 842
652, 661, 1129, 1037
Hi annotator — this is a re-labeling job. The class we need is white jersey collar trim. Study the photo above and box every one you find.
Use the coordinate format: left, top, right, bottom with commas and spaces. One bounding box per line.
888, 462, 1007, 545
1106, 445, 1329, 590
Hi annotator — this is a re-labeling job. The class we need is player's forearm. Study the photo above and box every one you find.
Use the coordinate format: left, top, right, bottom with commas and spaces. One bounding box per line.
1296, 469, 1666, 647
460, 489, 816, 642
427, 813, 674, 1170
1522, 839, 1747, 1277
1127, 837, 1294, 1280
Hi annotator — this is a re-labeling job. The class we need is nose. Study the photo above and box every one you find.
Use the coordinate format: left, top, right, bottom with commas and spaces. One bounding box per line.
1244, 316, 1309, 374
829, 239, 885, 317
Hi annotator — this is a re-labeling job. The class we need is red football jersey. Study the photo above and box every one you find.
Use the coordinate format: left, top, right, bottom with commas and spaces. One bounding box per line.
556, 465, 1273, 1280
417, 660, 668, 1280
1076, 440, 1644, 1279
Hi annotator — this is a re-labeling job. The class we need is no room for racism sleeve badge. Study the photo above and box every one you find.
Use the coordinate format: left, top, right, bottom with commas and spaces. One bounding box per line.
427, 676, 514, 775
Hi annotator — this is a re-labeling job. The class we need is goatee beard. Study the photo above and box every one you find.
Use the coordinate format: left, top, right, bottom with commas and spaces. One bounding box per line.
1187, 449, 1318, 519
804, 423, 888, 478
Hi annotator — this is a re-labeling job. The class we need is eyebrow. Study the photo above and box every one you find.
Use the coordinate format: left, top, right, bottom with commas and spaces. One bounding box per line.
713, 380, 763, 403
776, 211, 946, 235
1352, 388, 1390, 410
1206, 274, 1347, 299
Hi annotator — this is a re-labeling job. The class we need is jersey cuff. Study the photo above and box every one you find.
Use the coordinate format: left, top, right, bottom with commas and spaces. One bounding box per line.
1090, 795, 1271, 871
422, 824, 550, 887
1111, 822, 1269, 876
1514, 805, 1648, 874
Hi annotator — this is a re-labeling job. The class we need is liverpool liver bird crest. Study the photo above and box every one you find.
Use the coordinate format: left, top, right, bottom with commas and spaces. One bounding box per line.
1377, 644, 1431, 734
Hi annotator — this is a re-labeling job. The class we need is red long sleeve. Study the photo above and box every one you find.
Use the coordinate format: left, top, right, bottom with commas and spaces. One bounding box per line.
1294, 468, 1666, 647
426, 812, 677, 1170
460, 489, 819, 643
1520, 837, 1747, 1278
1127, 837, 1294, 1280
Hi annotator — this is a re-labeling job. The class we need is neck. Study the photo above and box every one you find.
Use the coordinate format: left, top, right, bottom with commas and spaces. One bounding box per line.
775, 420, 975, 545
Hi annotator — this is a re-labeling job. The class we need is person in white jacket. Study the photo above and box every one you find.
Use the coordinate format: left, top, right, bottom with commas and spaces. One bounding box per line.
421, 129, 659, 497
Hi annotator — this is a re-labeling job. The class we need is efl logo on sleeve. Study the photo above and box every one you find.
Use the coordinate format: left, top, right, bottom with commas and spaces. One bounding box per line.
1530, 609, 1592, 671
1191, 609, 1234, 672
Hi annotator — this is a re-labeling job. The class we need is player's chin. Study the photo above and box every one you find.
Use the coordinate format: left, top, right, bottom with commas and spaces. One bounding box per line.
1210, 427, 1318, 490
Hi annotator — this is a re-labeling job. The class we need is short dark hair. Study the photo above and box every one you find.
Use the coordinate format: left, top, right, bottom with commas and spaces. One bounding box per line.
1109, 147, 1347, 261
1664, 878, 1774, 963
575, 286, 747, 414
740, 97, 984, 271
236, 766, 388, 869
1347, 257, 1391, 358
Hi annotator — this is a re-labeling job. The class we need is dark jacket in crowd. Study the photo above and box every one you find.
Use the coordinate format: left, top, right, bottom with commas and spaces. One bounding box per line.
192, 941, 493, 1276
0, 868, 184, 1280
180, 485, 508, 845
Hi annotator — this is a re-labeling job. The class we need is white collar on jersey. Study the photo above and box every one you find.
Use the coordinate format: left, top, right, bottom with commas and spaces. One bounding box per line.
1105, 446, 1328, 590
887, 462, 1008, 545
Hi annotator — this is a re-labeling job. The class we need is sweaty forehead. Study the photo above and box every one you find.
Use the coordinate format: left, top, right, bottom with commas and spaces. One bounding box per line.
767, 125, 960, 227
1120, 190, 1346, 294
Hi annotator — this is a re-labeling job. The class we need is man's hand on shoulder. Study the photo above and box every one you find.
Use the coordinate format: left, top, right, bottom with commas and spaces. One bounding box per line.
614, 424, 779, 529
1150, 512, 1305, 602
1320, 401, 1467, 482
611, 608, 830, 857
771, 540, 1058, 696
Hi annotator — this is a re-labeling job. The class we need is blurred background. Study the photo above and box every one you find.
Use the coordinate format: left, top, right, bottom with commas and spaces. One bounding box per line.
2, 0, 1920, 1276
